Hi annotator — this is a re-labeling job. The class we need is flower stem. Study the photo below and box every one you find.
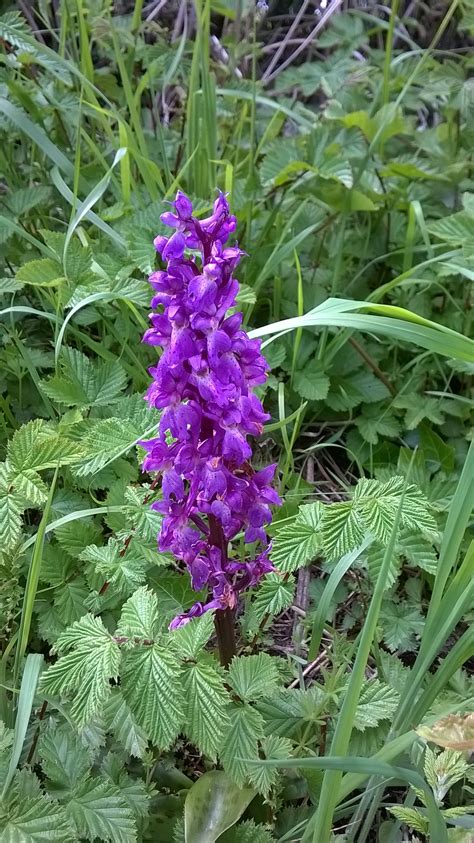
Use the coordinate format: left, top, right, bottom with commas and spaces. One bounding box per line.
214, 608, 236, 668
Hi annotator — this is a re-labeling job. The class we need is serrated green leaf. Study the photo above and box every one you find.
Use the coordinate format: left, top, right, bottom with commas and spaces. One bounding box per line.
247, 734, 293, 796
74, 418, 146, 477
181, 661, 229, 759
8, 419, 82, 472
0, 770, 72, 841
427, 211, 474, 246
366, 543, 400, 588
41, 348, 127, 408
388, 806, 429, 835
116, 586, 160, 640
54, 519, 102, 556
219, 704, 265, 787
321, 502, 365, 560
228, 654, 281, 703
252, 574, 295, 625
219, 819, 274, 843
66, 778, 136, 843
271, 517, 321, 573
293, 367, 330, 401
15, 258, 64, 287
80, 539, 147, 595
353, 680, 400, 731
121, 645, 183, 748
40, 615, 120, 724
380, 599, 424, 652
171, 612, 215, 660
38, 726, 91, 793
102, 689, 148, 759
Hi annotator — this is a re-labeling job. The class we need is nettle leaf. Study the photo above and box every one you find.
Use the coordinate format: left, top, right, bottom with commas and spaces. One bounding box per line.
321, 476, 436, 560
252, 574, 295, 625
15, 258, 64, 287
398, 530, 438, 575
388, 806, 429, 836
41, 347, 127, 408
247, 735, 293, 796
38, 726, 91, 794
116, 586, 160, 640
74, 419, 145, 477
102, 689, 148, 759
181, 661, 230, 760
40, 615, 120, 724
80, 539, 148, 595
228, 654, 282, 703
366, 543, 400, 588
121, 645, 183, 748
271, 502, 323, 573
353, 680, 400, 731
55, 520, 103, 556
171, 612, 215, 660
0, 464, 25, 551
8, 419, 82, 472
293, 366, 330, 401
380, 599, 425, 652
0, 769, 72, 841
321, 502, 365, 560
66, 778, 136, 843
220, 704, 265, 788
219, 819, 275, 843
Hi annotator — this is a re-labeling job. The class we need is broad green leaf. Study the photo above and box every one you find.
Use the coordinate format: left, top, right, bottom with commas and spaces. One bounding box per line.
116, 586, 160, 640
40, 615, 120, 724
102, 689, 148, 759
184, 770, 255, 843
66, 778, 136, 843
220, 704, 265, 787
252, 574, 295, 625
38, 726, 91, 793
15, 259, 64, 287
353, 681, 400, 731
181, 661, 229, 759
171, 612, 215, 660
0, 770, 71, 841
293, 368, 330, 402
228, 654, 281, 703
121, 644, 183, 748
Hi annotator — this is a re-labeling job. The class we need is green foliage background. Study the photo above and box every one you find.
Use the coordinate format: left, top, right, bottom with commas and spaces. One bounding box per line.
0, 0, 473, 841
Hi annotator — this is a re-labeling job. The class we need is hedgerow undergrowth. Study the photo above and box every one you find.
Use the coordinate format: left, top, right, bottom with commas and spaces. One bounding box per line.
0, 1, 473, 841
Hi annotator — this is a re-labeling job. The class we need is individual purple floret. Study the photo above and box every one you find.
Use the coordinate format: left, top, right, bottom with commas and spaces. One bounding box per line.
141, 191, 281, 628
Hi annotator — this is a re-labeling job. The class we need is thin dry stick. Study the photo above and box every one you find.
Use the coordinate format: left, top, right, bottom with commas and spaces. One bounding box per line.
263, 0, 343, 84
262, 0, 313, 81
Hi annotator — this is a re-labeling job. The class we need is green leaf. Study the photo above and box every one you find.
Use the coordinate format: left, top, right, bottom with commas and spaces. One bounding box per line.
184, 770, 256, 843
427, 211, 474, 246
181, 661, 229, 759
219, 819, 274, 843
0, 465, 24, 550
102, 689, 148, 759
121, 645, 183, 748
366, 543, 400, 588
80, 539, 147, 595
220, 704, 265, 787
388, 806, 429, 835
41, 348, 127, 408
321, 502, 365, 560
0, 770, 72, 841
8, 419, 82, 472
353, 680, 400, 731
74, 420, 139, 476
171, 612, 215, 660
66, 778, 136, 843
252, 574, 295, 625
293, 367, 330, 401
228, 654, 282, 703
116, 586, 160, 640
380, 599, 425, 652
15, 259, 64, 287
271, 503, 323, 573
40, 615, 120, 724
54, 519, 102, 556
38, 726, 91, 794
247, 735, 293, 796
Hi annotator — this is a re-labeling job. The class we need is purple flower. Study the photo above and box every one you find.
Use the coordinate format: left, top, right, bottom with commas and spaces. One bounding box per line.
142, 192, 281, 628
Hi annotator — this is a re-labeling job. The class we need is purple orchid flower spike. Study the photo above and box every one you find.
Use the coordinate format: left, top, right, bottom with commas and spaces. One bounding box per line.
142, 191, 281, 663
